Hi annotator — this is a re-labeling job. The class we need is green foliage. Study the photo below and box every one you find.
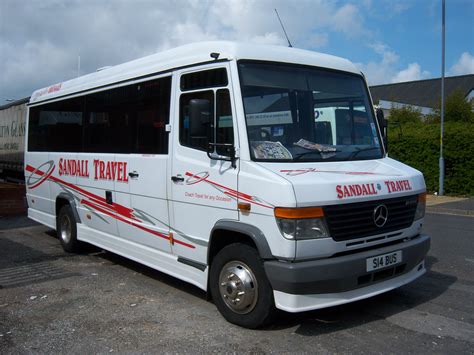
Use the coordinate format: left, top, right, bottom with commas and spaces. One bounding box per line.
388, 105, 423, 124
388, 122, 474, 196
425, 90, 474, 123
445, 90, 474, 122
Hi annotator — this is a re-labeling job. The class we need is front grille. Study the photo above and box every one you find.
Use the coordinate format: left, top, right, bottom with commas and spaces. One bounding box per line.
324, 195, 418, 241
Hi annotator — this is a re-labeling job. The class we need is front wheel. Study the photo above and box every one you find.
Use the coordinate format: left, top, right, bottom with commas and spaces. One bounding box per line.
57, 205, 83, 253
209, 243, 276, 328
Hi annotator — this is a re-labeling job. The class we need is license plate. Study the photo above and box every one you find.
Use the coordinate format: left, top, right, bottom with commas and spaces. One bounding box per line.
366, 250, 402, 272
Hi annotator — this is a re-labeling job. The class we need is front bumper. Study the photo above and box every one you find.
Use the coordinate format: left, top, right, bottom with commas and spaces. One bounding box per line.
264, 234, 430, 296
273, 260, 426, 313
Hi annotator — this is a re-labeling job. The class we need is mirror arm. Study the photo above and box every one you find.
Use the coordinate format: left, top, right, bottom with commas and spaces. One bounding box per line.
207, 143, 237, 169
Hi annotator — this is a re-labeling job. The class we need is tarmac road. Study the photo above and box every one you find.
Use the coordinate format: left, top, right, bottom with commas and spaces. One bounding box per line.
0, 211, 473, 354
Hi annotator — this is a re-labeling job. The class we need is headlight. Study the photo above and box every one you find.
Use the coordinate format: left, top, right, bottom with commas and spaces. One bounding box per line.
275, 207, 330, 240
414, 192, 426, 220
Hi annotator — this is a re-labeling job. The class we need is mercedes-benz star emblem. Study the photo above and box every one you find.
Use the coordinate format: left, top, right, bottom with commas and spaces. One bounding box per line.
373, 204, 389, 227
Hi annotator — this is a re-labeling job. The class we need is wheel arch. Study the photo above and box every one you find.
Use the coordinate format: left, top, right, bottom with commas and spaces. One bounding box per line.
55, 192, 81, 224
208, 220, 273, 266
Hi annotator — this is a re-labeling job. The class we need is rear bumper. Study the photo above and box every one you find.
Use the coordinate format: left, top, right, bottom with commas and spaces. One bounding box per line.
264, 234, 430, 296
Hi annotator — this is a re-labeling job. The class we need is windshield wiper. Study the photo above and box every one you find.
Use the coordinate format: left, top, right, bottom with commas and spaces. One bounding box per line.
293, 149, 340, 161
348, 147, 381, 160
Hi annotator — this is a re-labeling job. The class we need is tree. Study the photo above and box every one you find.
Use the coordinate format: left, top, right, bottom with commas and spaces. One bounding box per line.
445, 90, 474, 123
427, 90, 474, 123
388, 105, 422, 124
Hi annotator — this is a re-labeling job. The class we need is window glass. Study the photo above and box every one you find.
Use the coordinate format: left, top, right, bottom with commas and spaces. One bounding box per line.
239, 61, 382, 162
28, 76, 171, 154
180, 68, 228, 91
179, 88, 234, 154
179, 91, 214, 151
84, 86, 133, 153
28, 97, 84, 152
135, 77, 171, 154
215, 90, 234, 155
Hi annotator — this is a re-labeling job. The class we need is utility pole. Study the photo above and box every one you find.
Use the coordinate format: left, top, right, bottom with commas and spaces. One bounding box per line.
439, 0, 445, 196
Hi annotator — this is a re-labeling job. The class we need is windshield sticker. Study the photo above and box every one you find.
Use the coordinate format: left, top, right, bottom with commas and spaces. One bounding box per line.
246, 110, 292, 126
272, 126, 284, 137
251, 141, 293, 160
370, 122, 377, 136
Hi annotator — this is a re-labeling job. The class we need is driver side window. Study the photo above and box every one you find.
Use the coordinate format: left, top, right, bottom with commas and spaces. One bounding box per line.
179, 89, 234, 153
179, 90, 214, 151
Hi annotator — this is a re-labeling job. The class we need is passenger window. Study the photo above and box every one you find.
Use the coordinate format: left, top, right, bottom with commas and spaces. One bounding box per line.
180, 68, 228, 91
135, 77, 171, 154
28, 97, 84, 152
84, 87, 134, 153
83, 76, 171, 154
179, 89, 234, 154
29, 76, 171, 154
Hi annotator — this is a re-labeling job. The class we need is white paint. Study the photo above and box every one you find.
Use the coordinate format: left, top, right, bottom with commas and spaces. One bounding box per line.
29, 41, 358, 105
25, 42, 429, 318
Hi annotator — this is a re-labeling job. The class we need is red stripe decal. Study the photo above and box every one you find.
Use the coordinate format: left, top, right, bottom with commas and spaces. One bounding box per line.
26, 163, 194, 249
185, 171, 272, 208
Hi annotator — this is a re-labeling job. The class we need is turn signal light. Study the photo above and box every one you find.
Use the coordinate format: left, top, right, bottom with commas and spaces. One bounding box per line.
415, 192, 426, 220
418, 192, 427, 203
274, 207, 324, 219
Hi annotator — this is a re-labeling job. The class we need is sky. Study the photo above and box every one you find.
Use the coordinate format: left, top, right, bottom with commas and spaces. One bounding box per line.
0, 0, 473, 102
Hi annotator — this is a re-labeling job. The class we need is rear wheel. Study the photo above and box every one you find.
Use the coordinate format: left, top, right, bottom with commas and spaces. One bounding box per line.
210, 243, 275, 328
57, 205, 83, 253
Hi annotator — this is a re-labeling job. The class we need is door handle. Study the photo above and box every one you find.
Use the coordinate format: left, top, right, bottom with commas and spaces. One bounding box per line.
105, 190, 113, 205
171, 175, 184, 182
128, 171, 139, 179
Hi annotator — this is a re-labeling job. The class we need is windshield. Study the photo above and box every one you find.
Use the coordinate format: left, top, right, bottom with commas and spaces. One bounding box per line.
238, 61, 383, 162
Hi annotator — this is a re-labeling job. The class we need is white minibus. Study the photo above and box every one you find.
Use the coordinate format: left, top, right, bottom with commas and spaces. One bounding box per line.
25, 41, 430, 328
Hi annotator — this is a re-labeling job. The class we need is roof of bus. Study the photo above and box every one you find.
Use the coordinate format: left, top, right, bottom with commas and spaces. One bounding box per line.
29, 41, 361, 105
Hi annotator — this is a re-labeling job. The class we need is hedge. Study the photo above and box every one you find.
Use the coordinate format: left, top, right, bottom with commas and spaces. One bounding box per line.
388, 122, 474, 196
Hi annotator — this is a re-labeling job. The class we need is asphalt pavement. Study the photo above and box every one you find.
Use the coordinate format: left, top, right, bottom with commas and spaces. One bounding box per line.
0, 206, 473, 353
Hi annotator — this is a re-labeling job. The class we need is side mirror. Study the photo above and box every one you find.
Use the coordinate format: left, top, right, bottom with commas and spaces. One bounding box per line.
376, 108, 388, 153
189, 99, 211, 137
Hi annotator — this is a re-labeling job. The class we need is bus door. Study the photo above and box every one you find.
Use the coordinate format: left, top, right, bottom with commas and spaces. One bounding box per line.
114, 76, 173, 254
169, 64, 239, 264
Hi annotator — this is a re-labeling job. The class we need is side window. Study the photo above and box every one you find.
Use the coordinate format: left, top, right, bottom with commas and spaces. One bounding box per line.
83, 76, 171, 154
179, 88, 234, 153
28, 76, 171, 154
135, 77, 171, 154
28, 97, 84, 152
179, 91, 214, 152
216, 90, 234, 155
84, 87, 133, 153
180, 68, 228, 91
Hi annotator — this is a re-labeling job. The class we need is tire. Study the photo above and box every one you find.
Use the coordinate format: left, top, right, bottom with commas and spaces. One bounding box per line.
210, 243, 276, 328
57, 205, 83, 253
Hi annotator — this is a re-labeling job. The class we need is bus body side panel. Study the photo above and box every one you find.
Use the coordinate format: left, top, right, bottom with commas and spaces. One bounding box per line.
114, 154, 172, 254
25, 151, 55, 228
48, 152, 77, 214
76, 222, 208, 291
72, 153, 119, 239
